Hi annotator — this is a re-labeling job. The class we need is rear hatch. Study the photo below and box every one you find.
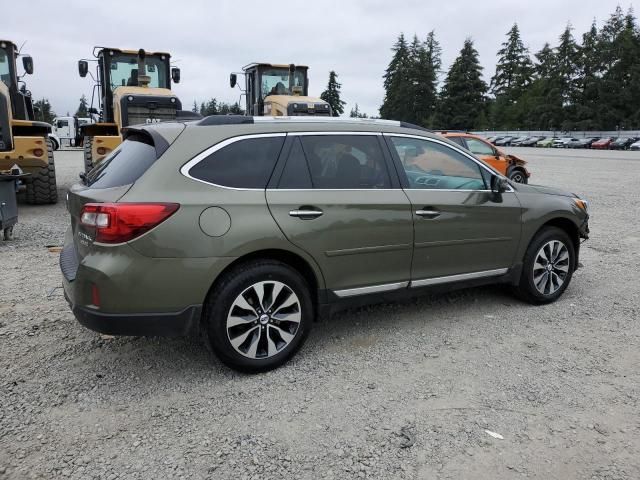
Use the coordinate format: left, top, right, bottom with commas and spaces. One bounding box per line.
65, 126, 180, 266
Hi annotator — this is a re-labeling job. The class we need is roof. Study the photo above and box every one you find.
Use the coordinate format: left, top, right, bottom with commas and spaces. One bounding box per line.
94, 47, 171, 58
0, 40, 17, 49
243, 63, 309, 71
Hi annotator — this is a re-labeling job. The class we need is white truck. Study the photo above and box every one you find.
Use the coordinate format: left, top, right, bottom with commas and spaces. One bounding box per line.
52, 116, 92, 147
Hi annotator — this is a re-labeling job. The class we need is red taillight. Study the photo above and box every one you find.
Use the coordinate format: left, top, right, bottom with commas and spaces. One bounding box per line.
80, 203, 179, 244
33, 148, 44, 157
91, 283, 101, 307
97, 147, 107, 155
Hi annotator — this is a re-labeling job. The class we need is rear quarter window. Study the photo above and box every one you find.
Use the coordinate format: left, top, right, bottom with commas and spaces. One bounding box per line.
187, 135, 285, 188
86, 134, 157, 189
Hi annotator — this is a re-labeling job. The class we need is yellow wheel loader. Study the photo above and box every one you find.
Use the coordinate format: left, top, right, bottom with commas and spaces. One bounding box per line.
230, 63, 332, 116
0, 40, 57, 204
77, 47, 197, 173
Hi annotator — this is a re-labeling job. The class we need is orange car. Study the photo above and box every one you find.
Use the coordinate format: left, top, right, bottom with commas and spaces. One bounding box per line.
440, 132, 530, 183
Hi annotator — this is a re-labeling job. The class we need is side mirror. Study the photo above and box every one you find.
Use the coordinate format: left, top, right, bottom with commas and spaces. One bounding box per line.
171, 67, 181, 84
78, 60, 88, 78
88, 107, 99, 115
229, 73, 237, 88
491, 175, 508, 194
22, 55, 34, 75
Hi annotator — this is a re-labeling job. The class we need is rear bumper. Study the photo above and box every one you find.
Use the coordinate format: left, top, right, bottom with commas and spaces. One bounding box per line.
68, 300, 202, 337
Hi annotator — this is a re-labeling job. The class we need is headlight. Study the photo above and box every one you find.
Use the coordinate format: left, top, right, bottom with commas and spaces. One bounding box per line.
573, 198, 589, 213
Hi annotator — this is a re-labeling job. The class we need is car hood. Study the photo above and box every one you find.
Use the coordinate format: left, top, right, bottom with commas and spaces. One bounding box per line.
514, 183, 575, 198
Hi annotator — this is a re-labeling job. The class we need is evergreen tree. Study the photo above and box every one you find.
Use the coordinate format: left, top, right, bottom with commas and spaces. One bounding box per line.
320, 71, 346, 116
521, 43, 562, 130
75, 95, 89, 117
489, 23, 534, 129
554, 24, 580, 130
192, 100, 199, 113
411, 31, 441, 127
434, 39, 488, 130
349, 103, 368, 118
380, 34, 412, 120
33, 98, 55, 124
574, 21, 602, 129
200, 98, 218, 116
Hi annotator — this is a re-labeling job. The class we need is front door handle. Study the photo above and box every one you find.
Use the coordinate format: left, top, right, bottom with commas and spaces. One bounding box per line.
415, 209, 441, 219
289, 208, 323, 219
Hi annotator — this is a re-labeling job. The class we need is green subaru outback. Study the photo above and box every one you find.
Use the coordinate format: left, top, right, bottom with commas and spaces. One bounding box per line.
60, 117, 590, 372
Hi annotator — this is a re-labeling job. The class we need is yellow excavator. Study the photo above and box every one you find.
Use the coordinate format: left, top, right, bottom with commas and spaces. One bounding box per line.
78, 46, 196, 172
0, 40, 57, 204
230, 63, 332, 116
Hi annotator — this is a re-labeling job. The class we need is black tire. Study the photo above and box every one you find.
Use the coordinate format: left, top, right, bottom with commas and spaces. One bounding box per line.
508, 167, 528, 184
513, 226, 576, 305
50, 137, 59, 151
24, 139, 57, 205
83, 136, 94, 174
203, 260, 313, 372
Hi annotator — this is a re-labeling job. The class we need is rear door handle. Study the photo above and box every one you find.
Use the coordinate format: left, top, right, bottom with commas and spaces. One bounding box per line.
415, 209, 441, 219
289, 208, 323, 219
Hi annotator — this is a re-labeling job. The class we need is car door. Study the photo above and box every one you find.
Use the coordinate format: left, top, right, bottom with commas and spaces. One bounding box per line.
463, 136, 508, 175
266, 133, 413, 297
385, 134, 522, 283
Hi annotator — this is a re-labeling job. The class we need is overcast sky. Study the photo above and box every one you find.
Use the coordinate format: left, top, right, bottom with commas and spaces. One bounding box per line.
3, 0, 634, 118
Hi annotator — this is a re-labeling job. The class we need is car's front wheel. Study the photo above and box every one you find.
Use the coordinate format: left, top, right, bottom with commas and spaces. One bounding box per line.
203, 260, 313, 372
513, 227, 576, 305
508, 168, 528, 184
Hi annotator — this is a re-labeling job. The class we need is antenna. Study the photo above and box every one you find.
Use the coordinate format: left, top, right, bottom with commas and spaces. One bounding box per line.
17, 40, 27, 54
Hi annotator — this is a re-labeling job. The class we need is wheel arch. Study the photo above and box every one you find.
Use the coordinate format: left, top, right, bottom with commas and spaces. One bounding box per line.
535, 217, 581, 264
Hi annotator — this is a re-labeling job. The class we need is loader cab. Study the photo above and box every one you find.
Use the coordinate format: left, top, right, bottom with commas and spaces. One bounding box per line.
0, 40, 35, 121
234, 63, 331, 116
92, 48, 174, 123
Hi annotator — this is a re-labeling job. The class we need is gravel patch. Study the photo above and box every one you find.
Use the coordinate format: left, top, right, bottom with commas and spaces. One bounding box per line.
1, 147, 639, 479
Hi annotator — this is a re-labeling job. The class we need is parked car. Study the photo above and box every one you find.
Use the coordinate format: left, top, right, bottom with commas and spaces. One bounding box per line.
509, 136, 530, 146
441, 132, 530, 183
630, 139, 640, 150
485, 136, 498, 143
609, 137, 639, 150
536, 137, 556, 148
60, 116, 590, 372
566, 137, 599, 149
520, 136, 544, 147
552, 137, 578, 148
591, 137, 615, 149
494, 136, 514, 146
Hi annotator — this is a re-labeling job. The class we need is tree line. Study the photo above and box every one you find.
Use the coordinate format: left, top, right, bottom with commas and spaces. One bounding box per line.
379, 5, 640, 131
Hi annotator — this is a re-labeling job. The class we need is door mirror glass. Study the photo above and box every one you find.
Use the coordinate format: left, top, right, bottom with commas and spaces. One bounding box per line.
171, 67, 180, 84
491, 175, 508, 194
230, 73, 237, 88
78, 60, 89, 78
22, 55, 34, 75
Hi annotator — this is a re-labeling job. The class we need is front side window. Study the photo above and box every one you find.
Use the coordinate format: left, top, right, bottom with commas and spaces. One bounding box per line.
107, 54, 168, 91
465, 138, 495, 156
188, 136, 285, 189
0, 47, 11, 87
389, 136, 486, 190
57, 120, 69, 128
261, 68, 305, 98
297, 135, 391, 189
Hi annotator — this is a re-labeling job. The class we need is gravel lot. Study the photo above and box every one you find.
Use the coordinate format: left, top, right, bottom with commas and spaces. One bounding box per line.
1, 147, 639, 479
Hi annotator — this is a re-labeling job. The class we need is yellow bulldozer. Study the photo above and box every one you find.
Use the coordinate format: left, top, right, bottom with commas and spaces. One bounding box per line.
230, 63, 332, 116
0, 40, 57, 204
78, 46, 197, 172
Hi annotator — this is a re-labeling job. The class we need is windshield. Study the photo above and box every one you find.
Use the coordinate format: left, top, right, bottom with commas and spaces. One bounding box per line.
0, 47, 12, 88
107, 53, 168, 91
261, 68, 305, 98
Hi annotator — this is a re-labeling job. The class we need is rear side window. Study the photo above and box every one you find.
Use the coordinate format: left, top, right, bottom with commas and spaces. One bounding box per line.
298, 135, 391, 189
188, 136, 285, 188
86, 135, 157, 189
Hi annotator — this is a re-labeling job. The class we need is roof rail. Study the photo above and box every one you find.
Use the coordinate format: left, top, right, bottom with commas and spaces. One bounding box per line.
196, 115, 430, 132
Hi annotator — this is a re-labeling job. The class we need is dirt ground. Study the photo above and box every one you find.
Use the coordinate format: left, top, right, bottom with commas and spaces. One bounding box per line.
1, 146, 639, 479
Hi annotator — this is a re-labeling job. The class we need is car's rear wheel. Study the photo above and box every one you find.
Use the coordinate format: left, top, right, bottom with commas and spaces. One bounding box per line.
513, 227, 576, 305
203, 260, 313, 372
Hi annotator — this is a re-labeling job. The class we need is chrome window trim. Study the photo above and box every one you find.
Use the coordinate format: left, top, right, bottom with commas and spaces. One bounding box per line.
181, 131, 383, 190
410, 268, 509, 288
179, 133, 287, 191
383, 133, 515, 193
333, 281, 409, 298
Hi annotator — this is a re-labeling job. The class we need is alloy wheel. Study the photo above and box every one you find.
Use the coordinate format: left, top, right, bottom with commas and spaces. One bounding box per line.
226, 281, 301, 359
533, 240, 570, 295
